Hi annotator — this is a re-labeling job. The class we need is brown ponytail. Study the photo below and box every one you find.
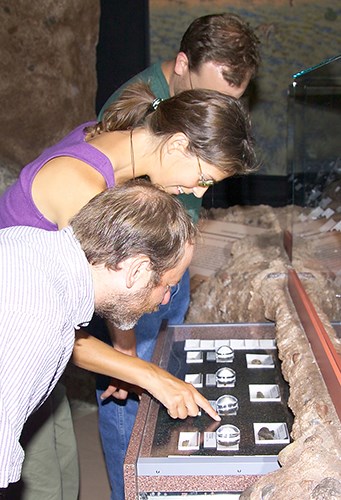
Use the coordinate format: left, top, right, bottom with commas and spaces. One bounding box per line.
85, 82, 157, 138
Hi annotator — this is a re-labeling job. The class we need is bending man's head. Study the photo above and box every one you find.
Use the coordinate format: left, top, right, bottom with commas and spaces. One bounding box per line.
70, 179, 197, 283
70, 180, 196, 329
172, 13, 261, 97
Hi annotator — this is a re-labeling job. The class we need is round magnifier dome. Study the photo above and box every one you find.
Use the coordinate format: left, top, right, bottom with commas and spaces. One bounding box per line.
216, 345, 234, 361
216, 394, 238, 415
216, 424, 240, 445
215, 367, 236, 385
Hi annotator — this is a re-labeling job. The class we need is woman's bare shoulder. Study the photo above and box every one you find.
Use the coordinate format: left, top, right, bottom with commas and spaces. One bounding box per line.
32, 156, 108, 228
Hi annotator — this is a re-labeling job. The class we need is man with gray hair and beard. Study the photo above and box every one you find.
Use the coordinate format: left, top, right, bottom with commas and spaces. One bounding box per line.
0, 180, 219, 498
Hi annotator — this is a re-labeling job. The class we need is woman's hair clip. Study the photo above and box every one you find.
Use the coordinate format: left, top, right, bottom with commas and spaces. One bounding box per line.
151, 98, 162, 110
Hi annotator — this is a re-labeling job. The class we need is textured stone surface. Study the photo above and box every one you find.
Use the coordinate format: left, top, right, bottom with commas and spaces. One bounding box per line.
187, 205, 341, 500
187, 205, 341, 324
0, 0, 100, 398
0, 0, 99, 175
0, 159, 19, 196
260, 285, 339, 498
239, 287, 341, 500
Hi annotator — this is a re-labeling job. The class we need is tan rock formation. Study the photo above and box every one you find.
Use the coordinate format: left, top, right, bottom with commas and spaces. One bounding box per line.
0, 0, 99, 175
187, 206, 341, 500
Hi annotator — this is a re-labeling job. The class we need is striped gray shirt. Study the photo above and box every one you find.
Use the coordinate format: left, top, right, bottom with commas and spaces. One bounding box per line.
0, 226, 94, 487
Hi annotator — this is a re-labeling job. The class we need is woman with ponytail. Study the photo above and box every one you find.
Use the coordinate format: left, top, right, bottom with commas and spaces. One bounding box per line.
1, 81, 256, 230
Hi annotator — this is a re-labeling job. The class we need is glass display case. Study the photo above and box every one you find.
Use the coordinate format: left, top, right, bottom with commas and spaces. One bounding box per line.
286, 55, 341, 420
287, 54, 341, 323
124, 323, 293, 499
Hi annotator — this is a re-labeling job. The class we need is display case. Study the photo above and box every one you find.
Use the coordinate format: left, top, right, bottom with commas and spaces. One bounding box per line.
287, 54, 341, 321
286, 55, 341, 421
124, 323, 293, 499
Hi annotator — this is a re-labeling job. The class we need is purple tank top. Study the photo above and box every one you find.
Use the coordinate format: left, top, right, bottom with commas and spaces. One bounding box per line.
0, 122, 115, 230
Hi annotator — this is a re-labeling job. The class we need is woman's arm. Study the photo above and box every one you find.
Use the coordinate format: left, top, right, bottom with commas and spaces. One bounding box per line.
73, 330, 220, 421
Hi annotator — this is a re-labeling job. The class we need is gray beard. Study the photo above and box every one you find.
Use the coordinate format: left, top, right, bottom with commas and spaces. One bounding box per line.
95, 287, 157, 331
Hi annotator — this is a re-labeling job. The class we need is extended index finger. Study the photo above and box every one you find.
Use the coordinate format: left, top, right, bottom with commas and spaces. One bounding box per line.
194, 391, 221, 422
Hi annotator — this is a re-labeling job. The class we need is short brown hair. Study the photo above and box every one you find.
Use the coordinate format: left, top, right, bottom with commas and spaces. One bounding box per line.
70, 180, 197, 279
180, 13, 260, 86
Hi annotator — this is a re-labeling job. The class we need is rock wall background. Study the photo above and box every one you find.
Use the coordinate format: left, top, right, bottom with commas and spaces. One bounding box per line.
1, 1, 339, 187
0, 0, 99, 186
149, 0, 341, 176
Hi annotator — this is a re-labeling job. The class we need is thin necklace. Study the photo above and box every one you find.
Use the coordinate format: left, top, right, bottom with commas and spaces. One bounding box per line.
130, 129, 135, 180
